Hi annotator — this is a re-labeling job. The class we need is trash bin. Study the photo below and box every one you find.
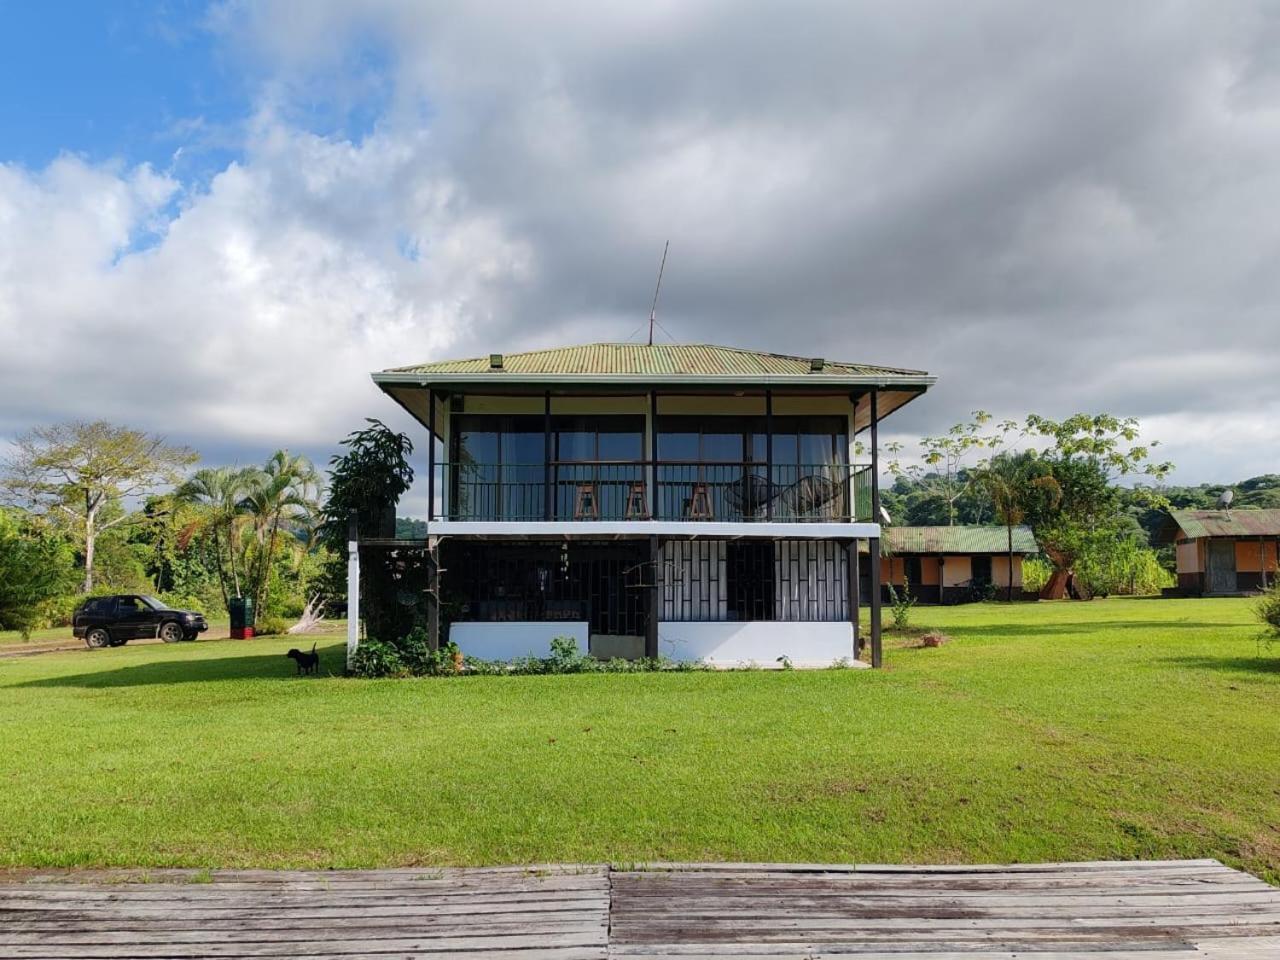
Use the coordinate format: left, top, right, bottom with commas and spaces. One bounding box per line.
229, 596, 255, 639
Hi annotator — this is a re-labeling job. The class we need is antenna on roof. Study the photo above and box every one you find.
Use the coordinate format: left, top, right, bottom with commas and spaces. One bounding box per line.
648, 240, 669, 346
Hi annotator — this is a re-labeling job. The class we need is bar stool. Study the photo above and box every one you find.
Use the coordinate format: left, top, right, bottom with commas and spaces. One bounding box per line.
624, 480, 649, 519
687, 482, 714, 519
573, 482, 599, 519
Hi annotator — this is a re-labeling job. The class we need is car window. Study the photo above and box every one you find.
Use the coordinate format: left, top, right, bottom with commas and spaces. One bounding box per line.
83, 598, 108, 614
140, 595, 172, 611
115, 597, 145, 614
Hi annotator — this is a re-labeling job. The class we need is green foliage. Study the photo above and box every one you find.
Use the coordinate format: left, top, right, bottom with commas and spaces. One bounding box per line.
320, 420, 416, 641
884, 411, 1009, 525
351, 632, 715, 677
1074, 538, 1175, 598
0, 509, 77, 637
320, 420, 414, 548
1256, 583, 1280, 635
1022, 556, 1053, 593
885, 576, 916, 630
0, 420, 198, 592
255, 616, 290, 637
349, 638, 408, 678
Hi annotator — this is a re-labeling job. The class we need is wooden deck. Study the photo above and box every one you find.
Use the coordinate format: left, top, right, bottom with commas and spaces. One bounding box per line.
2, 860, 1278, 958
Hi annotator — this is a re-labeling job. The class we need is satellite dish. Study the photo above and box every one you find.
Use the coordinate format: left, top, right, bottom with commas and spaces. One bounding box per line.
879, 505, 893, 525
1217, 489, 1234, 511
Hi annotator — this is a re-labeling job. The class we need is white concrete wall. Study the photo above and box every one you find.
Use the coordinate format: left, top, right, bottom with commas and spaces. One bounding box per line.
655, 620, 854, 666
449, 621, 589, 661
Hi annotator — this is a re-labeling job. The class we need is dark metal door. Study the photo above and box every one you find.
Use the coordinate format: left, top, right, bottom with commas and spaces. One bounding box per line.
1206, 541, 1237, 594
570, 544, 648, 637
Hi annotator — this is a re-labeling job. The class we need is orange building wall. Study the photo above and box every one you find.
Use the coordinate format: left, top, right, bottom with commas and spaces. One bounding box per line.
1234, 540, 1279, 574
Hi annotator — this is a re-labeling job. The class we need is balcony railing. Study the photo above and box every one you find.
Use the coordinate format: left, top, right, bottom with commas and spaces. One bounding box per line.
437, 461, 872, 523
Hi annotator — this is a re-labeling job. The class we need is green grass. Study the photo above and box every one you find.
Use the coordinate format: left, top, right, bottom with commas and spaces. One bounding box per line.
1, 598, 1278, 879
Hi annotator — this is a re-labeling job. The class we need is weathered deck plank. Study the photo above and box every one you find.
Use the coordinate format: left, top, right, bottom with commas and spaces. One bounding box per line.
0, 861, 1276, 958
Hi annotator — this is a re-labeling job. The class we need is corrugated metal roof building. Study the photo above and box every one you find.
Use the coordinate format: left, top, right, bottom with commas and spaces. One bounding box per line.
868, 525, 1039, 604
1160, 509, 1280, 595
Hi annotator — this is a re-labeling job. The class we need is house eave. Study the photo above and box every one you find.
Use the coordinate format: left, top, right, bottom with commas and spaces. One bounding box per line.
371, 371, 937, 390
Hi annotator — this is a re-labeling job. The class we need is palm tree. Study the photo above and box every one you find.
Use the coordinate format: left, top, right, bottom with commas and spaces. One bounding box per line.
177, 466, 259, 608
972, 452, 1061, 601
241, 452, 321, 614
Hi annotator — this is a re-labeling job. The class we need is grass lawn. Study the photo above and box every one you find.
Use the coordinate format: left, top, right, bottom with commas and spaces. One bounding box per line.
1, 598, 1278, 880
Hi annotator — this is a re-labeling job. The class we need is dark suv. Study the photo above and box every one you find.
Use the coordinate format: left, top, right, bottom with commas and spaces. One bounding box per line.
73, 595, 209, 648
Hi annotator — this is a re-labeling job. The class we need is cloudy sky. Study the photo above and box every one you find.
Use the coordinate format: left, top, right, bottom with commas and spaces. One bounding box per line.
2, 1, 1278, 516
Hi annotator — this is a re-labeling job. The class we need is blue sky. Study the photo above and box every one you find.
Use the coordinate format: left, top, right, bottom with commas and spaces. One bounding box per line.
0, 1, 243, 175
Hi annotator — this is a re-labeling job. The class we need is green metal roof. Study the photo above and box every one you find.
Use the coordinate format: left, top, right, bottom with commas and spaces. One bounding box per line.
885, 525, 1039, 555
382, 343, 928, 380
1166, 508, 1280, 539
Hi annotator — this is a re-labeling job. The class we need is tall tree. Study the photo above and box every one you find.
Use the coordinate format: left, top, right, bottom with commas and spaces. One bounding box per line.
1, 422, 197, 592
0, 508, 77, 637
177, 466, 259, 607
885, 411, 1011, 525
242, 451, 321, 613
971, 451, 1061, 601
1023, 414, 1171, 598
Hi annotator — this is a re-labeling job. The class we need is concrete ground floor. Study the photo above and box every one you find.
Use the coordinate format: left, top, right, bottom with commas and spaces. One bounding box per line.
4, 859, 1278, 959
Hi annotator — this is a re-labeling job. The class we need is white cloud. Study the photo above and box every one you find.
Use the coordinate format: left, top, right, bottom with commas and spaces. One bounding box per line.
2, 1, 1279, 496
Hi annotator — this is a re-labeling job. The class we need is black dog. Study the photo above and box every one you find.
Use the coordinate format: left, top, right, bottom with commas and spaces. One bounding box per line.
285, 642, 319, 676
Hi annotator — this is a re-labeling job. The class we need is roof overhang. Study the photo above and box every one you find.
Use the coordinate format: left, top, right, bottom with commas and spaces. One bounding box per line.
373, 371, 934, 435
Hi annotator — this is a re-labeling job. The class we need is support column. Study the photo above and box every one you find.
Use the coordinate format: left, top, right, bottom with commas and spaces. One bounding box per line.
346, 513, 360, 670
869, 537, 882, 668
646, 535, 660, 658
649, 391, 659, 519
427, 539, 441, 652
543, 391, 553, 520
426, 389, 436, 522
847, 539, 860, 658
869, 389, 882, 667
765, 389, 773, 521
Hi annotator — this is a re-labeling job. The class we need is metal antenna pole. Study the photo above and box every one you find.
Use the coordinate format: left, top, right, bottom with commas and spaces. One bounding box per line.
648, 240, 669, 346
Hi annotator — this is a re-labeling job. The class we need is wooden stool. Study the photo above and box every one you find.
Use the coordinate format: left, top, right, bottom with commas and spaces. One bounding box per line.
573, 482, 599, 519
624, 481, 649, 519
688, 482, 714, 520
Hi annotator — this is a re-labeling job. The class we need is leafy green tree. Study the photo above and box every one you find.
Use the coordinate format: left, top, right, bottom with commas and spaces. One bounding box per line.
0, 509, 77, 637
177, 466, 259, 607
320, 420, 415, 639
1023, 414, 1172, 598
242, 451, 321, 614
971, 451, 1061, 601
886, 411, 1011, 525
320, 420, 414, 550
1, 421, 197, 592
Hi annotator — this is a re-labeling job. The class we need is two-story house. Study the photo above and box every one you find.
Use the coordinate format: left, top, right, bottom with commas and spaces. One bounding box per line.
360, 342, 934, 668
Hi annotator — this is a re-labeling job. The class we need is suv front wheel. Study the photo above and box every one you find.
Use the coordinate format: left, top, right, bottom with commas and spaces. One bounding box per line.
159, 621, 185, 644
85, 628, 111, 649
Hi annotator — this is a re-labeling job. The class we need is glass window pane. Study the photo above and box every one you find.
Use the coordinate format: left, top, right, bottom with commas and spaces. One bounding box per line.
700, 431, 742, 462
598, 429, 642, 461
658, 430, 699, 461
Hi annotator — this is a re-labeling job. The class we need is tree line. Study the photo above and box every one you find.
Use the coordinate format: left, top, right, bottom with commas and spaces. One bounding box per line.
0, 421, 331, 637
881, 412, 1180, 600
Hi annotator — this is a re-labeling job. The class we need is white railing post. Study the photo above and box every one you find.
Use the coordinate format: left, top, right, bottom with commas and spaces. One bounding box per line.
346, 514, 360, 670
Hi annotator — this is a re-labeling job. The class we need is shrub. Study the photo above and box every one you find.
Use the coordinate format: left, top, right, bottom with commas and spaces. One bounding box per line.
1022, 556, 1053, 593
255, 616, 290, 636
1256, 583, 1280, 635
546, 635, 595, 673
349, 638, 408, 678
885, 576, 916, 630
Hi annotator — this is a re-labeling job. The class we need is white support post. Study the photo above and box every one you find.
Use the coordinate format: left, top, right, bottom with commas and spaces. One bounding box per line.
346, 516, 360, 669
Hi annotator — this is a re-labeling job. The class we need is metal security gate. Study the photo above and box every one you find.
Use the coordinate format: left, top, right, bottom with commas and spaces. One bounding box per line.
443, 540, 648, 636
1206, 540, 1237, 594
